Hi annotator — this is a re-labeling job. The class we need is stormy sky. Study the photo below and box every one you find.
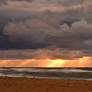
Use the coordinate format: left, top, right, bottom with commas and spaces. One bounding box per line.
0, 0, 92, 67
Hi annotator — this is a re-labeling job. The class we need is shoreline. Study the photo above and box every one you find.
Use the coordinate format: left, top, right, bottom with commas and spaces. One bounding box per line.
0, 75, 92, 81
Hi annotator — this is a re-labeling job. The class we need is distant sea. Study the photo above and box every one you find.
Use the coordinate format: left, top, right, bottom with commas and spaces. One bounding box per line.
0, 67, 92, 80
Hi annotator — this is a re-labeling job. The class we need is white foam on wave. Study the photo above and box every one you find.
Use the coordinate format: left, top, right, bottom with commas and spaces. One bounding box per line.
60, 69, 92, 73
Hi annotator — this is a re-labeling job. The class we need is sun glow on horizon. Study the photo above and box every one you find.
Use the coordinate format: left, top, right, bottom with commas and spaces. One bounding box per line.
46, 59, 68, 67
0, 56, 91, 67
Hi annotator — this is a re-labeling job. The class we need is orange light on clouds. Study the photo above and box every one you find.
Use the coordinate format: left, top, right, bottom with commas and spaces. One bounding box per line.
0, 56, 92, 67
45, 56, 92, 67
46, 59, 68, 67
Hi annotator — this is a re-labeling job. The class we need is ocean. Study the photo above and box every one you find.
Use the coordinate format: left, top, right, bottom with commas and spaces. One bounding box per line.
0, 67, 92, 80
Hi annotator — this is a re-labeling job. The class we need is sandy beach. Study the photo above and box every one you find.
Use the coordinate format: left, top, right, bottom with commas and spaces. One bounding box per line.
0, 77, 92, 92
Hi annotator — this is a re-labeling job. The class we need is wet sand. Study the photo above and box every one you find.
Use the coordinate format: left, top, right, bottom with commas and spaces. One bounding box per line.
0, 77, 92, 92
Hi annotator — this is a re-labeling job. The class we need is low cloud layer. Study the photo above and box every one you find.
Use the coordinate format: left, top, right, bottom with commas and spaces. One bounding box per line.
2, 16, 92, 59
0, 49, 85, 59
0, 0, 92, 12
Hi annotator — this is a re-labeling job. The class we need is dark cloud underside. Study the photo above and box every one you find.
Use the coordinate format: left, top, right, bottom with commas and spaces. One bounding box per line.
0, 0, 92, 60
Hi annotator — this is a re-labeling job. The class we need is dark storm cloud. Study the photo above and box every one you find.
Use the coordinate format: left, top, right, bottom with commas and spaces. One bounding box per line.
0, 0, 92, 59
4, 18, 92, 50
0, 0, 91, 22
0, 0, 7, 5
2, 13, 92, 59
44, 0, 84, 6
13, 0, 34, 2
15, 0, 90, 6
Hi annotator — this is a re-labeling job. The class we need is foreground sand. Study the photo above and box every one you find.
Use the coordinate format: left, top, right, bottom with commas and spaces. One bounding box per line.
0, 77, 92, 92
